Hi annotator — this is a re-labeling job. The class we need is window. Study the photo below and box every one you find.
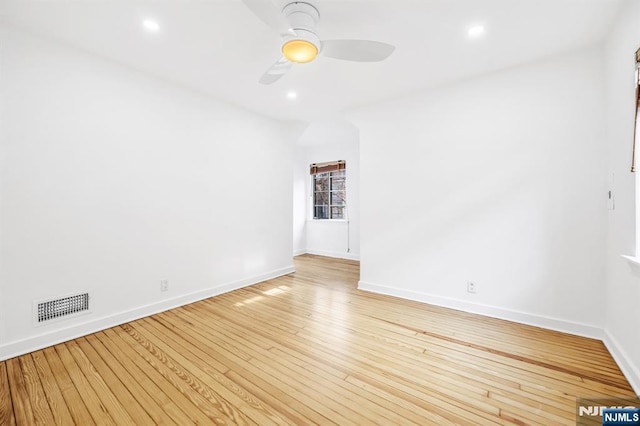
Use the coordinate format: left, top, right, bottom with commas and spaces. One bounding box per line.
311, 161, 346, 220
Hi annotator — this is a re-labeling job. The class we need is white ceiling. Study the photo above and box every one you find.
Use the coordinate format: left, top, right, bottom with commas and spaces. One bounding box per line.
1, 0, 623, 122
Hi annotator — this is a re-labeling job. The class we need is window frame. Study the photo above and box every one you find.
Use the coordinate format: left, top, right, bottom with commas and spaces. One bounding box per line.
310, 162, 347, 221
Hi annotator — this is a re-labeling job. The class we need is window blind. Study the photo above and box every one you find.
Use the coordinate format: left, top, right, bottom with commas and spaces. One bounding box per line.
310, 160, 346, 175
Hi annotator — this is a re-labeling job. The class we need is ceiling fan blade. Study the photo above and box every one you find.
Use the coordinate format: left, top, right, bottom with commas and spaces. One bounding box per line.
259, 57, 292, 85
241, 0, 291, 33
321, 40, 395, 62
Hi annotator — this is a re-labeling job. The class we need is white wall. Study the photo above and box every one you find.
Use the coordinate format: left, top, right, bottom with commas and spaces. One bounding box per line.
0, 27, 294, 359
293, 144, 308, 255
351, 48, 608, 337
294, 120, 360, 260
603, 0, 640, 393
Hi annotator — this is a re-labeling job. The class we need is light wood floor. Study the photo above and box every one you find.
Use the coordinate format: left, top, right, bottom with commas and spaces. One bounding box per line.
1, 254, 635, 425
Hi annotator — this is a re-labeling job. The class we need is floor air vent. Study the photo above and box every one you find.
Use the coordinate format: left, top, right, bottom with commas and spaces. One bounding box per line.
36, 293, 90, 323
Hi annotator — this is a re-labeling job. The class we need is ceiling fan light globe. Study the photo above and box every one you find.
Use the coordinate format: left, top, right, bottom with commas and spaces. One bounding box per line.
282, 39, 318, 63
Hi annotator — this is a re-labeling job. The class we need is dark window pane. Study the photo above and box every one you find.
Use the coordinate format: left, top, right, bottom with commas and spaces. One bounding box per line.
314, 192, 329, 205
315, 177, 329, 191
331, 191, 346, 206
332, 178, 346, 190
314, 206, 329, 219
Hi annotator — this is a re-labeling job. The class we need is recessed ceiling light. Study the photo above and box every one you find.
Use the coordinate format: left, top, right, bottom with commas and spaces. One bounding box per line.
468, 25, 485, 38
142, 19, 160, 32
287, 91, 298, 100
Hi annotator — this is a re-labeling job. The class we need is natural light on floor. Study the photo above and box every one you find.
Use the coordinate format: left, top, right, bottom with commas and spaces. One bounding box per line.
234, 285, 290, 306
234, 295, 264, 307
262, 285, 290, 296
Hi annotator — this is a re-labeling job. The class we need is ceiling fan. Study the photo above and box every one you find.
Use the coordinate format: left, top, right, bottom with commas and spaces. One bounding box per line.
241, 0, 396, 84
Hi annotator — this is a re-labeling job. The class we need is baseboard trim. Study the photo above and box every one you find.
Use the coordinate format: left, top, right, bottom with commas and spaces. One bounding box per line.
293, 249, 306, 257
0, 265, 295, 361
305, 249, 360, 261
357, 280, 603, 340
603, 330, 640, 394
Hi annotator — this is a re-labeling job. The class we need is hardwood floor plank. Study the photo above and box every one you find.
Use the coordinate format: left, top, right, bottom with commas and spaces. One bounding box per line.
156, 309, 414, 425
69, 338, 155, 425
121, 321, 249, 425
132, 317, 290, 426
54, 343, 117, 425
95, 330, 209, 425
6, 358, 35, 425
0, 362, 17, 426
65, 340, 136, 425
42, 346, 95, 425
139, 312, 356, 426
1, 254, 635, 425
82, 334, 179, 425
18, 354, 56, 425
156, 310, 329, 424
30, 351, 75, 426
167, 307, 442, 425
110, 325, 239, 425
197, 295, 505, 425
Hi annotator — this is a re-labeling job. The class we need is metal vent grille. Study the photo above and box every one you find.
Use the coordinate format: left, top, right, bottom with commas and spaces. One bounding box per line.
37, 293, 89, 323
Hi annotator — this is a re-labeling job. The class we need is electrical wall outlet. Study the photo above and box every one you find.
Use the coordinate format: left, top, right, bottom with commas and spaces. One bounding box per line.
160, 280, 169, 292
467, 281, 476, 294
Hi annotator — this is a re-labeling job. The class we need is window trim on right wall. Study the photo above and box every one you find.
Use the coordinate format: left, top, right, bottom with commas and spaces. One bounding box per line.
631, 47, 640, 172
623, 48, 640, 265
